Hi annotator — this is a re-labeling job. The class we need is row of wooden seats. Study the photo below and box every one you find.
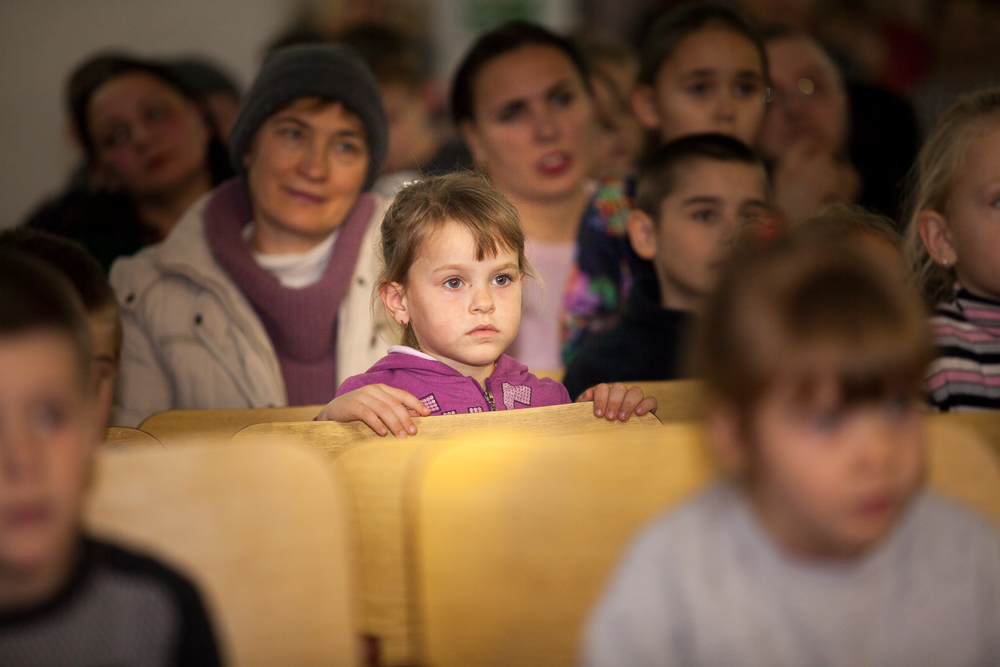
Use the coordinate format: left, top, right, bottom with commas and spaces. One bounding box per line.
117, 379, 705, 446
93, 407, 1000, 666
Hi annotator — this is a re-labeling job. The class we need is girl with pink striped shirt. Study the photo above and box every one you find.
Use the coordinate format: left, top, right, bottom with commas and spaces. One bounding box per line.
905, 88, 1000, 411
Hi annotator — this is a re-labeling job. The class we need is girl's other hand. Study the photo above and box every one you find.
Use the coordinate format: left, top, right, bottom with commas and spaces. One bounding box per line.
576, 383, 658, 421
315, 384, 431, 437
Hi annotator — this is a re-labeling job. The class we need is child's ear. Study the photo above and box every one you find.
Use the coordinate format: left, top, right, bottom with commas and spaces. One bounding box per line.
459, 120, 485, 165
916, 209, 957, 267
707, 402, 751, 476
630, 84, 661, 131
627, 209, 658, 260
379, 282, 410, 327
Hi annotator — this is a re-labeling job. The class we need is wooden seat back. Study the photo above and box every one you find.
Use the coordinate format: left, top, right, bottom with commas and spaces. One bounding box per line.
231, 402, 660, 666
410, 416, 1000, 667
103, 426, 162, 447
138, 405, 324, 444
630, 379, 705, 422
84, 442, 357, 667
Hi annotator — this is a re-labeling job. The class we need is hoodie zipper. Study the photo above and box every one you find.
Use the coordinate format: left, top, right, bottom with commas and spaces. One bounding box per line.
483, 386, 497, 411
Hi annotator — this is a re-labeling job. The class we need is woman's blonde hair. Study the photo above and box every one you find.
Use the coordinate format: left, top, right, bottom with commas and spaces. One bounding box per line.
902, 87, 1000, 303
377, 172, 533, 348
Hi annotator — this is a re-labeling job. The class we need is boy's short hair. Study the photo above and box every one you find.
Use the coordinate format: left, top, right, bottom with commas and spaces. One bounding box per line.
338, 23, 430, 90
634, 133, 766, 219
0, 250, 93, 388
693, 235, 931, 424
797, 203, 901, 248
0, 229, 121, 353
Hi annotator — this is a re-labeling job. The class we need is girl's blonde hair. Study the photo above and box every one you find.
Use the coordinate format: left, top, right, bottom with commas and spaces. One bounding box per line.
903, 87, 1000, 303
377, 172, 533, 348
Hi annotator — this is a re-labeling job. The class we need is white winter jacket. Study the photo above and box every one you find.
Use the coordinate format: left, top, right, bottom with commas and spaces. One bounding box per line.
109, 190, 392, 427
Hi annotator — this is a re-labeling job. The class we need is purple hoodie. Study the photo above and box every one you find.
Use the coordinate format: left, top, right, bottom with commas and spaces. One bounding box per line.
336, 346, 571, 415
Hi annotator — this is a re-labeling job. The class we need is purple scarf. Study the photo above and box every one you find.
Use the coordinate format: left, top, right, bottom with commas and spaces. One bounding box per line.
204, 177, 374, 405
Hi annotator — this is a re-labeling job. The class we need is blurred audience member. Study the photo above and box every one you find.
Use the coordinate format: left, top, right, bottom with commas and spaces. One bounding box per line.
169, 57, 242, 142
913, 0, 1000, 134
847, 82, 919, 221
0, 252, 221, 666
563, 134, 769, 399
632, 2, 769, 149
339, 23, 470, 196
573, 30, 645, 177
110, 45, 391, 426
760, 26, 859, 225
24, 54, 232, 270
0, 229, 122, 426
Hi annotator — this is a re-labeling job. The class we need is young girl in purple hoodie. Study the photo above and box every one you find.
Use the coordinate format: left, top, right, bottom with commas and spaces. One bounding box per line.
317, 173, 657, 437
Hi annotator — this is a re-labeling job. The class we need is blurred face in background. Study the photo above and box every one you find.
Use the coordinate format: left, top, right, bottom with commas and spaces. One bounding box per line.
760, 35, 849, 161
632, 25, 768, 147
87, 71, 212, 197
382, 81, 440, 174
461, 44, 598, 204
591, 71, 646, 177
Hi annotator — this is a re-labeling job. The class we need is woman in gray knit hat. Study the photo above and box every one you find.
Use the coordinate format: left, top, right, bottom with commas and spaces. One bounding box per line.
109, 44, 393, 426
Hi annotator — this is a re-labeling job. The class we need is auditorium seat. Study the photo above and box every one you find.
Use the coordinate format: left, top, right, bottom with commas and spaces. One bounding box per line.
138, 405, 325, 444
230, 402, 662, 666
84, 442, 358, 667
103, 426, 162, 447
630, 379, 705, 422
409, 415, 1000, 667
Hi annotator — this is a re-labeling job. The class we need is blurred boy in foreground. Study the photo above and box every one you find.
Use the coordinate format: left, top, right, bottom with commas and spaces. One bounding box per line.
581, 234, 1000, 666
0, 252, 219, 666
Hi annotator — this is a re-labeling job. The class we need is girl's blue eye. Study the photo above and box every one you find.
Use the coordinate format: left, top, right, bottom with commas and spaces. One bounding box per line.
692, 209, 715, 223
445, 278, 463, 289
498, 102, 525, 123
688, 83, 711, 97
550, 89, 575, 108
883, 394, 912, 421
31, 402, 66, 436
811, 409, 843, 434
146, 104, 167, 123
493, 274, 512, 286
734, 82, 761, 97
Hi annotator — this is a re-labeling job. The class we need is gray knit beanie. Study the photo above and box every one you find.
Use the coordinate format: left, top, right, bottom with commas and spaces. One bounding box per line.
229, 43, 388, 190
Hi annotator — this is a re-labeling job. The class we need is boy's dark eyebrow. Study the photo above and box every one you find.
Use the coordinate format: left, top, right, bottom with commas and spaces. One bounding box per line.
681, 69, 765, 80
680, 69, 720, 79
682, 195, 724, 206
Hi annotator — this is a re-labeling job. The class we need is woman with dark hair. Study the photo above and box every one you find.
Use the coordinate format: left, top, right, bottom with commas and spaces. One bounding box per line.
109, 44, 392, 427
25, 53, 232, 270
452, 21, 631, 370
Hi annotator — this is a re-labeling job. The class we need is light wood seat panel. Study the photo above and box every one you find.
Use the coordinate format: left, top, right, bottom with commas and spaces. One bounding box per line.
411, 416, 1000, 667
103, 426, 162, 448
233, 402, 660, 666
84, 442, 357, 667
138, 405, 324, 444
230, 400, 662, 451
630, 379, 705, 422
